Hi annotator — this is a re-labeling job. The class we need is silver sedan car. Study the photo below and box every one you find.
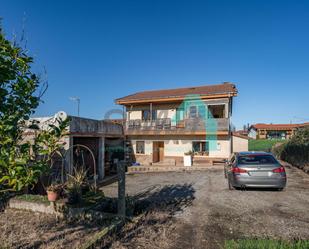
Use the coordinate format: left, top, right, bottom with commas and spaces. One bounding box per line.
225, 152, 287, 190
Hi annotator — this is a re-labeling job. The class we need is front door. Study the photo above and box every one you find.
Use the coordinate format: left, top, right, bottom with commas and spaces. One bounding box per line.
153, 141, 164, 163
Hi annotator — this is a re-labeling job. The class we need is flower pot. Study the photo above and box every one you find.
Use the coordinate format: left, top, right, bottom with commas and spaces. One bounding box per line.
183, 155, 192, 166
47, 191, 59, 202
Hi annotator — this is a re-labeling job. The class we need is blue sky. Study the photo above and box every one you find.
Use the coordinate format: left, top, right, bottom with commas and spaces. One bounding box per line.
1, 0, 309, 129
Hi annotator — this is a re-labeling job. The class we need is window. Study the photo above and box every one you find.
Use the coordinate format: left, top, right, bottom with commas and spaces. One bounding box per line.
189, 106, 197, 118
192, 141, 209, 155
217, 142, 221, 151
142, 110, 150, 120
237, 155, 277, 165
208, 105, 225, 118
142, 110, 157, 120
267, 131, 286, 140
176, 108, 184, 122
152, 110, 157, 120
136, 141, 145, 154
173, 140, 179, 145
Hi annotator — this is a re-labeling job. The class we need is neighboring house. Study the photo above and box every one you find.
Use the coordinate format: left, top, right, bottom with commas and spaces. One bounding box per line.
235, 129, 249, 137
116, 82, 243, 165
231, 132, 249, 153
248, 123, 309, 140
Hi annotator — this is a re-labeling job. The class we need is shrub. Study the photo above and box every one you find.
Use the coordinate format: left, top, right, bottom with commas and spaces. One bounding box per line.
272, 142, 288, 159
272, 127, 309, 170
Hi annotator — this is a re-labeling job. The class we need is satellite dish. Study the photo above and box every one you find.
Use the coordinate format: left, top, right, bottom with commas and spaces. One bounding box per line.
54, 111, 68, 121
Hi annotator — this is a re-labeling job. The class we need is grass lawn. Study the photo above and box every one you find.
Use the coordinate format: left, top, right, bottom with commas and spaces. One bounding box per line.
248, 139, 282, 152
225, 239, 309, 249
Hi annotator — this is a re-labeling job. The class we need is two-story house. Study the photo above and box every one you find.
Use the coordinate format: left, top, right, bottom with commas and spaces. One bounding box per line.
116, 82, 239, 165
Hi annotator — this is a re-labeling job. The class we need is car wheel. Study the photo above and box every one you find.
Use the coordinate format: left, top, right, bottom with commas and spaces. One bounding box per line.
228, 178, 234, 190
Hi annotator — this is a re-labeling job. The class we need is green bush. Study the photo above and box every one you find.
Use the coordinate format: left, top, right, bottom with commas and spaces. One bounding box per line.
271, 142, 287, 158
272, 127, 309, 169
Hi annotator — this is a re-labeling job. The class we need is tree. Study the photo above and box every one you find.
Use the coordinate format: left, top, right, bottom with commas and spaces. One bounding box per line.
0, 23, 58, 192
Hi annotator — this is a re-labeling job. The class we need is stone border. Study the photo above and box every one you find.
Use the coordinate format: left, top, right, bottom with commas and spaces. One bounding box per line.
8, 197, 119, 221
9, 198, 55, 214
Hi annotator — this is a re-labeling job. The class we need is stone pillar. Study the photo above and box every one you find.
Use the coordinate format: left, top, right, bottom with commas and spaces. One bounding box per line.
225, 103, 229, 118
63, 136, 74, 177
98, 136, 105, 180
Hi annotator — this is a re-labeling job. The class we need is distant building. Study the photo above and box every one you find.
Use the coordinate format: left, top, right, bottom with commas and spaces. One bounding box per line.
248, 123, 309, 140
235, 129, 249, 137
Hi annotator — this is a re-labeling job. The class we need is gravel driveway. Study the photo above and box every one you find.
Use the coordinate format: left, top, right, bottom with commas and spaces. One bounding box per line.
101, 164, 309, 249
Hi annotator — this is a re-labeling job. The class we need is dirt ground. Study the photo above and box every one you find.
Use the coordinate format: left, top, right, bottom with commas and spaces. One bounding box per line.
0, 208, 103, 249
100, 164, 309, 249
1, 164, 308, 249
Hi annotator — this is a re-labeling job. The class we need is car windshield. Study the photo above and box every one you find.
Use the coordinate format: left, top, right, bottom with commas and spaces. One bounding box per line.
237, 155, 277, 165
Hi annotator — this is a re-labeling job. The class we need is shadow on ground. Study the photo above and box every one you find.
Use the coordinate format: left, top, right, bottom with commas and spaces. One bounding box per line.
100, 183, 196, 249
133, 183, 195, 215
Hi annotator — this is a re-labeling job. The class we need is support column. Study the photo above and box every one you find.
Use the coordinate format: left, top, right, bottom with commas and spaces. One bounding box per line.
63, 136, 73, 182
150, 103, 153, 120
68, 136, 74, 175
98, 136, 105, 180
225, 103, 229, 118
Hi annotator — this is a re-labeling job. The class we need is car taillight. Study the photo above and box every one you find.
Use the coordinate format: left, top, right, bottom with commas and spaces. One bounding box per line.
232, 167, 247, 173
273, 166, 285, 173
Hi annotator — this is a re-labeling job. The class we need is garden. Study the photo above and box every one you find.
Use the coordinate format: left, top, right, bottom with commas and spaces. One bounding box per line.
0, 24, 129, 248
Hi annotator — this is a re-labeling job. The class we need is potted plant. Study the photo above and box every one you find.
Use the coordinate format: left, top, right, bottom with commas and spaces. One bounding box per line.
66, 181, 82, 205
66, 168, 88, 204
184, 150, 194, 167
46, 183, 63, 202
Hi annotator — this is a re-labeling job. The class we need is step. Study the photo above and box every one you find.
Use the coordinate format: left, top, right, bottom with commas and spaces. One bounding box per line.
127, 165, 223, 173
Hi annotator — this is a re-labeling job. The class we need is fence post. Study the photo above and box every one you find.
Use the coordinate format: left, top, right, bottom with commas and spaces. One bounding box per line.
117, 161, 126, 218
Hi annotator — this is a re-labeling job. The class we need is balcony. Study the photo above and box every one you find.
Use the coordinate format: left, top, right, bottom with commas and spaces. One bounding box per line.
125, 118, 230, 136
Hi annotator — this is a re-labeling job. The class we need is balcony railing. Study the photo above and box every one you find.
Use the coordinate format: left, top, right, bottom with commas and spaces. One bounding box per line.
126, 118, 229, 134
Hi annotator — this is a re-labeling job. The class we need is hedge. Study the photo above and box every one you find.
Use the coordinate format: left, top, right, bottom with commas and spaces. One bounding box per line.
272, 127, 309, 172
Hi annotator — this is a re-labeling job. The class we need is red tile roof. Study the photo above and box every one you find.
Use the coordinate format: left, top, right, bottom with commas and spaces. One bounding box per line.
116, 82, 237, 104
251, 122, 309, 131
232, 132, 250, 139
235, 130, 249, 136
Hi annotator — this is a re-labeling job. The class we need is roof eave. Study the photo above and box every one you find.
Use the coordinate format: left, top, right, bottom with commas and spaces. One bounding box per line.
115, 92, 237, 105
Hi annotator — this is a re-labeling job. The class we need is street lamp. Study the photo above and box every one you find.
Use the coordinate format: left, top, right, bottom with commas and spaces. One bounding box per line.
69, 96, 80, 117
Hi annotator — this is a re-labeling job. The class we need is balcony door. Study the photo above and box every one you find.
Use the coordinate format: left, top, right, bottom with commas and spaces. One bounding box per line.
153, 141, 164, 163
175, 108, 184, 126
